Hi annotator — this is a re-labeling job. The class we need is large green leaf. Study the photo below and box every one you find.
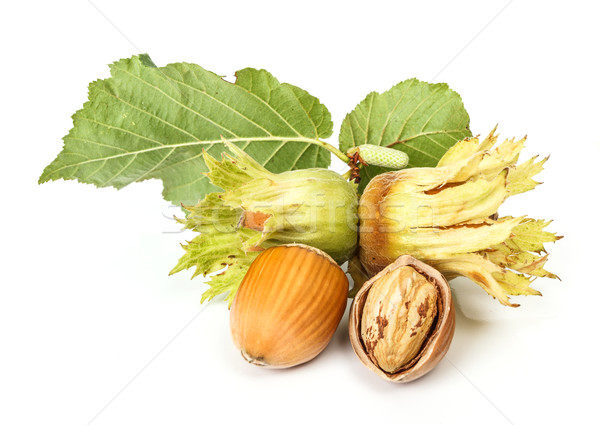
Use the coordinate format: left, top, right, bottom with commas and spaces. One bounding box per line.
339, 78, 471, 191
39, 55, 333, 205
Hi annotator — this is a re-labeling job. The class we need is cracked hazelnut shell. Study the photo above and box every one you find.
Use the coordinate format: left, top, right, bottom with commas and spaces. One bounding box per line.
349, 255, 455, 382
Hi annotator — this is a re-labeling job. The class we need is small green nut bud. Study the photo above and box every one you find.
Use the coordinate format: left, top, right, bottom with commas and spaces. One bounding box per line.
347, 145, 409, 169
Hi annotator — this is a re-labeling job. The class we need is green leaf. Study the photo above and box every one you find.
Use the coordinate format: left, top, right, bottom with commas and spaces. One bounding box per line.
39, 55, 333, 205
339, 78, 472, 191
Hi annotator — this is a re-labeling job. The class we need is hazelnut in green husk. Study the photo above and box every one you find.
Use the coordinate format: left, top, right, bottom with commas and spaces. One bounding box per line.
171, 143, 358, 304
358, 129, 561, 307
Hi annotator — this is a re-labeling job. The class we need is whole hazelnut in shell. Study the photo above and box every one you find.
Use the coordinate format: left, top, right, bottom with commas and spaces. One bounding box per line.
230, 244, 349, 368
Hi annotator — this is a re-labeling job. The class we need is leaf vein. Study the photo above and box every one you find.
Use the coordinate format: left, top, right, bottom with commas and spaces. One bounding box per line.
393, 85, 444, 144
238, 82, 302, 137
77, 117, 165, 147
98, 88, 200, 141
113, 67, 239, 138
136, 147, 177, 182
378, 79, 417, 145
159, 69, 274, 137
103, 153, 139, 187
65, 136, 129, 153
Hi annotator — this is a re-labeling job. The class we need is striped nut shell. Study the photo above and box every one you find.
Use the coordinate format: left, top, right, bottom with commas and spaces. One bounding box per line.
230, 244, 349, 368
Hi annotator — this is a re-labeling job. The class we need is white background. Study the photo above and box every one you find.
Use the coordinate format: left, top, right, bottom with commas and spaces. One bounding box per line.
1, 1, 598, 424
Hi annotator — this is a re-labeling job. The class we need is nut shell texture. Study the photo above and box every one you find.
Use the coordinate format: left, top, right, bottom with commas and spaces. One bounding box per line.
361, 266, 438, 373
349, 255, 455, 382
230, 244, 348, 368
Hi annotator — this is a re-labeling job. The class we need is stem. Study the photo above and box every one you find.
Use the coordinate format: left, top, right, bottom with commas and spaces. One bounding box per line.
309, 138, 350, 163
341, 169, 353, 180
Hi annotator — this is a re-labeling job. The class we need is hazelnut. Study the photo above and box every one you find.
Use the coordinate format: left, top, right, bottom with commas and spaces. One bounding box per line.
230, 244, 349, 368
349, 255, 455, 382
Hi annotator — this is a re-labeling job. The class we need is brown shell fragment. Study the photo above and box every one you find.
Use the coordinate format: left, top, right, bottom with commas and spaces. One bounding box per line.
349, 255, 455, 382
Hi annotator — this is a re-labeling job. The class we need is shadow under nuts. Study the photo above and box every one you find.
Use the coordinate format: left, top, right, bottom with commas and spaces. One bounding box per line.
349, 255, 455, 382
230, 244, 348, 368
